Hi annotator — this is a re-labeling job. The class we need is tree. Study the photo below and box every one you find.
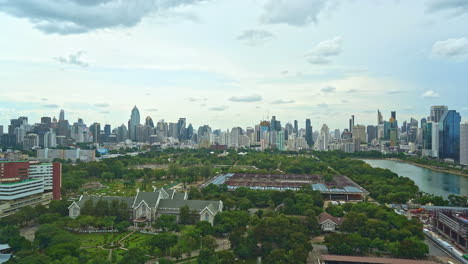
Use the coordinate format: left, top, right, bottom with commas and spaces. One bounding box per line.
179, 205, 191, 224
197, 249, 217, 264
216, 250, 235, 264
148, 233, 178, 256
326, 204, 344, 217
154, 215, 177, 232
389, 237, 428, 259
196, 221, 214, 237
201, 236, 217, 251
118, 248, 148, 264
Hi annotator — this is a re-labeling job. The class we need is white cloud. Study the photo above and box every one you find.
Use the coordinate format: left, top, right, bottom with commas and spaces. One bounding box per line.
229, 95, 262, 102
305, 37, 342, 64
236, 29, 274, 46
55, 51, 88, 67
272, 99, 295, 104
0, 0, 203, 34
422, 90, 440, 97
208, 105, 228, 111
426, 0, 468, 15
95, 103, 110, 107
321, 86, 336, 93
431, 37, 468, 61
261, 0, 327, 26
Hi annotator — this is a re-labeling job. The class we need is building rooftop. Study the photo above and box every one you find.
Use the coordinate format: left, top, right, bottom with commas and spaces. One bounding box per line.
320, 255, 437, 264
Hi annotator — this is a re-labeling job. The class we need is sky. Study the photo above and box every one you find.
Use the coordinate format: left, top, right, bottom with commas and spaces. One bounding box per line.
0, 0, 467, 131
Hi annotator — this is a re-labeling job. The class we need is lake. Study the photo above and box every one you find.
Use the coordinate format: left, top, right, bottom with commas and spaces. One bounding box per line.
362, 159, 468, 198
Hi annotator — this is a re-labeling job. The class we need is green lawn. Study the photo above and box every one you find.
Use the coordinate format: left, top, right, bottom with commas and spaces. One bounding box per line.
85, 179, 177, 197
77, 232, 130, 247
120, 232, 153, 249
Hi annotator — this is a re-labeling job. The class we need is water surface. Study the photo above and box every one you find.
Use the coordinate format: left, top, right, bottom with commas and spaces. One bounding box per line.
362, 159, 468, 198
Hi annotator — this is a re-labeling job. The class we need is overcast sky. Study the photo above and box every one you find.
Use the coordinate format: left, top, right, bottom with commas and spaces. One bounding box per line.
0, 0, 467, 131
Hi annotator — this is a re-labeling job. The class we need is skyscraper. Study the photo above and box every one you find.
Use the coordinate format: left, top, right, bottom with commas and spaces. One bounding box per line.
438, 110, 461, 162
129, 106, 140, 141
104, 124, 111, 140
420, 118, 427, 129
187, 124, 193, 140
305, 119, 313, 147
177, 118, 187, 141
349, 115, 355, 132
430, 105, 448, 122
294, 120, 298, 134
377, 110, 383, 125
145, 116, 154, 128
59, 109, 65, 121
89, 123, 101, 143
270, 116, 281, 131
366, 125, 377, 143
460, 123, 468, 166
353, 125, 366, 144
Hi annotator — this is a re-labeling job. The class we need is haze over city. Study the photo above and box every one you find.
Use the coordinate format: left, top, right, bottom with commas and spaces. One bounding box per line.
1, 0, 468, 129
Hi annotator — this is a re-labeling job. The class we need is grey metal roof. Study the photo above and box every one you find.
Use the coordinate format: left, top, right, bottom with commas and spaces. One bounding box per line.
312, 183, 328, 192
76, 196, 134, 208
0, 245, 10, 251
157, 199, 221, 213
343, 186, 363, 193
210, 173, 233, 185
134, 191, 160, 208
0, 254, 11, 264
173, 192, 186, 200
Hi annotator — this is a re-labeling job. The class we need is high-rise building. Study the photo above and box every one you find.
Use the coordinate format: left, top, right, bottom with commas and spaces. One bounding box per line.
438, 110, 461, 162
23, 133, 39, 150
168, 123, 178, 138
0, 161, 61, 217
422, 122, 433, 157
187, 124, 194, 140
198, 125, 212, 141
391, 111, 396, 120
305, 119, 313, 147
129, 106, 140, 141
333, 129, 340, 139
156, 121, 168, 139
145, 116, 154, 128
377, 110, 383, 125
41, 117, 52, 125
59, 109, 65, 121
353, 125, 366, 144
0, 125, 3, 137
318, 124, 330, 151
104, 124, 111, 141
460, 123, 468, 166
89, 123, 101, 144
294, 120, 298, 134
177, 118, 187, 141
349, 115, 355, 132
366, 125, 377, 143
420, 118, 427, 129
270, 116, 281, 131
432, 122, 440, 158
430, 105, 448, 122
44, 131, 57, 148
117, 124, 128, 142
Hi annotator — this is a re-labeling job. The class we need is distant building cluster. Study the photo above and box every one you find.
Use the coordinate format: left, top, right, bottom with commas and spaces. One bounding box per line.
0, 105, 466, 166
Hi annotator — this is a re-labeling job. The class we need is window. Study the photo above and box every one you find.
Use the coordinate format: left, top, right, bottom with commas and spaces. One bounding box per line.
205, 213, 209, 221
73, 207, 79, 217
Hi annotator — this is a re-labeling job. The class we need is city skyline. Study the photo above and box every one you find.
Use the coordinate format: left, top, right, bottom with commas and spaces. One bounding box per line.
0, 106, 466, 133
1, 0, 468, 129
